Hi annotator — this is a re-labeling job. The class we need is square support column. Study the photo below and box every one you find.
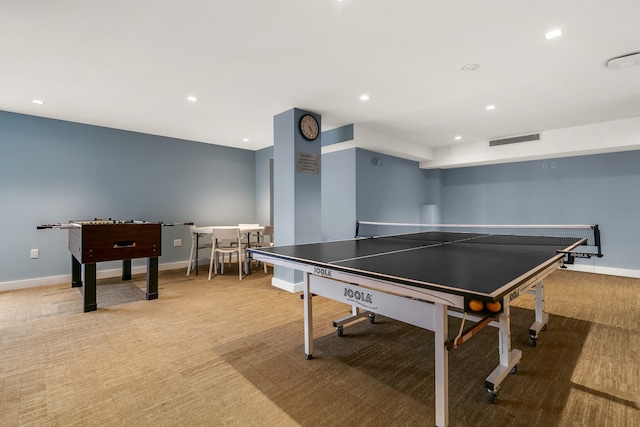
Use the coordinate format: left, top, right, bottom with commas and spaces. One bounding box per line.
272, 108, 322, 292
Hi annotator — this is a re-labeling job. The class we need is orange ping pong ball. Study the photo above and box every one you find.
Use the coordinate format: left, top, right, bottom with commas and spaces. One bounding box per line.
486, 301, 502, 312
469, 300, 483, 311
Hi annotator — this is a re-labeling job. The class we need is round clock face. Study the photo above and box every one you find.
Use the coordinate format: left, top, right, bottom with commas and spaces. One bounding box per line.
300, 114, 319, 141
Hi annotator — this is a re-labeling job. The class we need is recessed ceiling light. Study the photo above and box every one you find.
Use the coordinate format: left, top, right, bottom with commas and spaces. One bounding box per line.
359, 94, 370, 101
187, 96, 198, 102
454, 136, 462, 140
32, 99, 44, 105
243, 138, 249, 142
461, 64, 479, 72
545, 29, 562, 40
486, 105, 496, 110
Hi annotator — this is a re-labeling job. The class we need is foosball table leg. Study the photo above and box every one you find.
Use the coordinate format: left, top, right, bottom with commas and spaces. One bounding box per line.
122, 259, 132, 280
83, 263, 97, 313
71, 255, 82, 288
146, 257, 159, 300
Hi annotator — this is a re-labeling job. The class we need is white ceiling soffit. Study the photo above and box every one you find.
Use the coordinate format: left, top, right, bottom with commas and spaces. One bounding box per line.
421, 116, 640, 169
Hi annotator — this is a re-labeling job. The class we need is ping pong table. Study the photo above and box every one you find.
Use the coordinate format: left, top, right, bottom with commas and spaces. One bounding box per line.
248, 221, 601, 427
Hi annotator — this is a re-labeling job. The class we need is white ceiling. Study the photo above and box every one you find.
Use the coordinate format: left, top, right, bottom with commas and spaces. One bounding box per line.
2, 0, 639, 159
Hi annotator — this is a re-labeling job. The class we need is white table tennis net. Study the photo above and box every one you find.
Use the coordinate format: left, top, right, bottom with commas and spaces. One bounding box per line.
355, 221, 601, 254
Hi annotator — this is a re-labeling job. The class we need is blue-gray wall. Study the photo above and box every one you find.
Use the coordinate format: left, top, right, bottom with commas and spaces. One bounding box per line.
318, 117, 437, 241
356, 149, 431, 224
0, 111, 257, 283
326, 146, 639, 273
439, 152, 640, 271
318, 148, 433, 242
321, 148, 356, 241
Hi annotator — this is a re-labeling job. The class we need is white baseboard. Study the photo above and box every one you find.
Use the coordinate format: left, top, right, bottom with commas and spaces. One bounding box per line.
564, 264, 640, 278
0, 261, 189, 293
271, 277, 303, 293
0, 274, 73, 292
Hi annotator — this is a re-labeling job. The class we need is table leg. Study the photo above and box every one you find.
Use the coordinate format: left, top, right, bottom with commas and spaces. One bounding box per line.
146, 257, 159, 300
484, 299, 522, 402
71, 255, 82, 288
83, 263, 97, 313
195, 233, 199, 276
528, 280, 548, 345
303, 272, 314, 359
122, 259, 132, 280
434, 302, 449, 427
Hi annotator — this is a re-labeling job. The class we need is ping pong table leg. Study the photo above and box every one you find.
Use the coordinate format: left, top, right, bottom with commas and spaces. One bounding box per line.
303, 272, 314, 360
528, 280, 549, 347
484, 299, 522, 403
434, 302, 449, 427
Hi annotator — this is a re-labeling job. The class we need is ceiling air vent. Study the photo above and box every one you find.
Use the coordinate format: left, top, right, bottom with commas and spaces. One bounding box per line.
489, 133, 540, 147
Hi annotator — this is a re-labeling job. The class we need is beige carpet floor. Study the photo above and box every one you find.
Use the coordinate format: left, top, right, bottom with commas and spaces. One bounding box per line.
0, 265, 638, 426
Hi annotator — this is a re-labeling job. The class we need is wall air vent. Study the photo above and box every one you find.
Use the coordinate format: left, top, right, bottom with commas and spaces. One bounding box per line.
489, 133, 540, 147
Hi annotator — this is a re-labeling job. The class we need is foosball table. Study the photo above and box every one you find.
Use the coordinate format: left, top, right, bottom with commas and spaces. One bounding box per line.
38, 219, 170, 312
70, 220, 161, 312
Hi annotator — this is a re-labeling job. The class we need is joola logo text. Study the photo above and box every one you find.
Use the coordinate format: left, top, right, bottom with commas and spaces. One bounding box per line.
344, 288, 373, 304
314, 267, 332, 277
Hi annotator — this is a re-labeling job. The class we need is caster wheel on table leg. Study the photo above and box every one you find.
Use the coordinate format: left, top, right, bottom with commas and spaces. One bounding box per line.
488, 391, 498, 404
305, 354, 313, 360
530, 336, 537, 347
510, 365, 518, 374
369, 313, 376, 324
336, 326, 344, 337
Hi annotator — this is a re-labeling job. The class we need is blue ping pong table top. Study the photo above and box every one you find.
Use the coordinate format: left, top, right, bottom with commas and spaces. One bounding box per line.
249, 232, 584, 302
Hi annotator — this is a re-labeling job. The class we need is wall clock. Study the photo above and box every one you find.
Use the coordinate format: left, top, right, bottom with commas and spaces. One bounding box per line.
299, 114, 319, 141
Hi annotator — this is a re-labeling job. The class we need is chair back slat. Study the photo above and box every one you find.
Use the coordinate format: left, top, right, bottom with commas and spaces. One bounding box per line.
212, 227, 240, 241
